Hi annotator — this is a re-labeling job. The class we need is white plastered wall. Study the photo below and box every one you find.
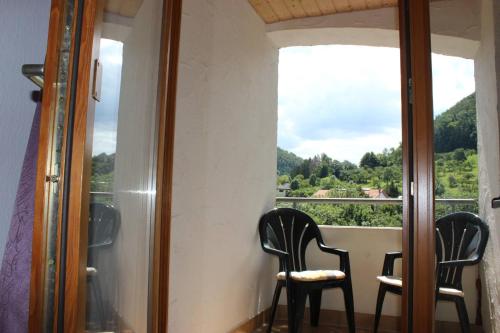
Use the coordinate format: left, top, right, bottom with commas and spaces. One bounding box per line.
169, 1, 279, 332
476, 0, 500, 332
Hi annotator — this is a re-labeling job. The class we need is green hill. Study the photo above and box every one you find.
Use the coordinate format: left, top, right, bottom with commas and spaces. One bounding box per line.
277, 147, 303, 175
434, 93, 477, 153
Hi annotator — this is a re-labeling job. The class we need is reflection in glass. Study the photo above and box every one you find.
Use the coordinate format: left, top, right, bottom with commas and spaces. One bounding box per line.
85, 0, 162, 331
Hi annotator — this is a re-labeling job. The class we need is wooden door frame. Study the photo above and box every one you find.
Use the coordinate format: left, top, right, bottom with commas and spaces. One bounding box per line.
28, 0, 182, 332
29, 0, 68, 329
399, 1, 436, 332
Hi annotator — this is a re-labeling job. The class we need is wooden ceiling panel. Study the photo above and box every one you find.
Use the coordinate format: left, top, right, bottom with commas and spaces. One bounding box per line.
315, 0, 337, 15
347, 0, 368, 11
267, 0, 294, 20
249, 0, 402, 24
300, 0, 323, 16
283, 0, 308, 18
334, 0, 353, 12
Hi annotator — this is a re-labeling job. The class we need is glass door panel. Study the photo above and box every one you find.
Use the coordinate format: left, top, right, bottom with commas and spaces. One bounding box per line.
429, 1, 482, 331
85, 0, 163, 331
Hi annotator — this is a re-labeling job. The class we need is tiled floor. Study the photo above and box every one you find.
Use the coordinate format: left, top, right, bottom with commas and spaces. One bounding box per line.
253, 321, 398, 333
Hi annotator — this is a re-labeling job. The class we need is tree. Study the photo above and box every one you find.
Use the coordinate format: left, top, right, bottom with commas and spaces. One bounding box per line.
290, 179, 300, 190
360, 152, 380, 169
448, 175, 458, 188
309, 174, 318, 186
318, 164, 329, 178
277, 175, 290, 185
453, 148, 467, 161
435, 178, 445, 197
385, 181, 400, 198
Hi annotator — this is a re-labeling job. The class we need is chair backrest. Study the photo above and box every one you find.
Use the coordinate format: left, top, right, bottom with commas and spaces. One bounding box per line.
88, 202, 121, 250
436, 211, 489, 289
259, 208, 322, 272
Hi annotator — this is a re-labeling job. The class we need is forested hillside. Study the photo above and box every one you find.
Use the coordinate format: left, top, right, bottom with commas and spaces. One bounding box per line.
435, 93, 476, 152
91, 153, 115, 192
277, 147, 303, 176
277, 93, 478, 226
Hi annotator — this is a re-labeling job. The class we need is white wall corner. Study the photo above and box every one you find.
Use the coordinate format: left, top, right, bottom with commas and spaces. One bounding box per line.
476, 0, 500, 332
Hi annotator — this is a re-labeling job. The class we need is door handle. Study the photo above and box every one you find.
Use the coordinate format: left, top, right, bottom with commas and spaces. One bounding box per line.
22, 64, 44, 88
492, 197, 500, 209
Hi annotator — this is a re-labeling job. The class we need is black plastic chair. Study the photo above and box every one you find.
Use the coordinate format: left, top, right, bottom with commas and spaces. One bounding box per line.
373, 212, 489, 333
259, 208, 355, 333
86, 202, 121, 330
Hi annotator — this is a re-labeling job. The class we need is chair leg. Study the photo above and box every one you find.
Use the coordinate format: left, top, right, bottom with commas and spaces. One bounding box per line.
373, 284, 387, 333
292, 288, 307, 333
88, 277, 105, 330
309, 290, 322, 327
91, 275, 106, 330
455, 297, 471, 333
342, 279, 356, 333
286, 282, 296, 333
267, 282, 282, 333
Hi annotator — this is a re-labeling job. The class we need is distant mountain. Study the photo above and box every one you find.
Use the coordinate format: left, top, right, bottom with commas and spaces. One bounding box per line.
434, 93, 477, 153
277, 147, 303, 175
92, 153, 115, 175
277, 93, 476, 175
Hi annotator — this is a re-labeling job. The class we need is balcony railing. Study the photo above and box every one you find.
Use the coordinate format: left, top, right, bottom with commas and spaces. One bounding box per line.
276, 197, 476, 206
90, 191, 113, 204
276, 197, 478, 227
90, 191, 477, 226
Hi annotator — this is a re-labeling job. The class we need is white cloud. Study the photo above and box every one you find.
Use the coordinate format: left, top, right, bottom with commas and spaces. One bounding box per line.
92, 129, 118, 155
431, 53, 475, 114
291, 128, 402, 164
278, 45, 475, 163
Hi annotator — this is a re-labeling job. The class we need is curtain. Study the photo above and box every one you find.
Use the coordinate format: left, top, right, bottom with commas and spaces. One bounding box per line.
0, 103, 41, 332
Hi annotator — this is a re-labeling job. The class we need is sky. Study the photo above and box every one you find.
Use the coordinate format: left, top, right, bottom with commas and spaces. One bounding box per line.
278, 45, 475, 164
91, 42, 475, 162
92, 39, 123, 156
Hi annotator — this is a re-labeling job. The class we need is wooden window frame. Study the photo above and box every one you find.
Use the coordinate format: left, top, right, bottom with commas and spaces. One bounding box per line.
399, 1, 436, 332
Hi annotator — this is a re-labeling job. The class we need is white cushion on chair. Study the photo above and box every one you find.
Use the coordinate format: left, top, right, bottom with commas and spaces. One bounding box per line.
376, 275, 464, 297
277, 270, 346, 282
439, 287, 464, 297
377, 275, 403, 287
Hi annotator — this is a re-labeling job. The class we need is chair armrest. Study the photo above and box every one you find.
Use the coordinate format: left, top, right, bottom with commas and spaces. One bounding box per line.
381, 251, 402, 276
318, 243, 348, 256
261, 243, 292, 279
318, 243, 351, 274
262, 243, 289, 259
